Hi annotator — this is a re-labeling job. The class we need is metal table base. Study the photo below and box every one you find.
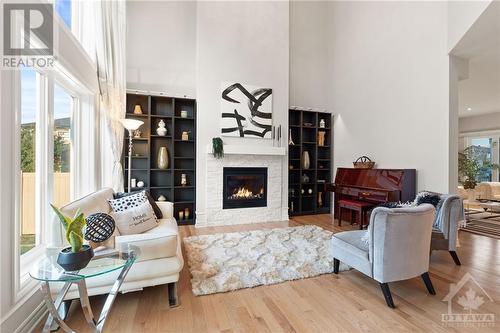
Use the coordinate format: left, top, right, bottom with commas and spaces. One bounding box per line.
41, 262, 133, 333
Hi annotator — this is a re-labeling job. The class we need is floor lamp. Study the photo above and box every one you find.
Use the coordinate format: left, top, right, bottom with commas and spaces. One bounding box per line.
120, 119, 144, 193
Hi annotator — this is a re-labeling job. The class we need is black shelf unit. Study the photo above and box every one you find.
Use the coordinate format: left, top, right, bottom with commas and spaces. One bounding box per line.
288, 109, 332, 216
123, 93, 197, 225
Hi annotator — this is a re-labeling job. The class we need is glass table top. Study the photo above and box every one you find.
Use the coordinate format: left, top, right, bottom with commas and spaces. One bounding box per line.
30, 245, 140, 282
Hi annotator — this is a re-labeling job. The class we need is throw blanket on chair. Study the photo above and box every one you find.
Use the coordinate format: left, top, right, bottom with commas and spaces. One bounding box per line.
434, 194, 466, 232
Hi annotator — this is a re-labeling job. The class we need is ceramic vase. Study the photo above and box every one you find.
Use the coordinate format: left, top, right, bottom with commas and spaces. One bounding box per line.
302, 151, 310, 169
158, 147, 169, 169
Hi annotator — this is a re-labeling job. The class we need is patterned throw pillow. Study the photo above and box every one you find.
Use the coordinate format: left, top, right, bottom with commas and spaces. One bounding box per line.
108, 191, 148, 212
114, 190, 163, 219
111, 201, 158, 235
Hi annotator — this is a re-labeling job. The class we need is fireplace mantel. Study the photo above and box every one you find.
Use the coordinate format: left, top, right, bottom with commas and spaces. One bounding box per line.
205, 144, 286, 156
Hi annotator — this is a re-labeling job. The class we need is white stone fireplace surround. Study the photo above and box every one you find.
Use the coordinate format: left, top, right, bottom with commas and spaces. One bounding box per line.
197, 150, 286, 227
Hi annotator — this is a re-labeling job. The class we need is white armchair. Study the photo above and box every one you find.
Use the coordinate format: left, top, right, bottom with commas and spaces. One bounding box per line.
331, 204, 436, 308
52, 188, 184, 308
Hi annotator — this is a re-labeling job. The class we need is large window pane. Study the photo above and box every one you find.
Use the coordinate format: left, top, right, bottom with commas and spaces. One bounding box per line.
20, 68, 38, 255
471, 138, 493, 182
55, 0, 72, 29
53, 84, 73, 207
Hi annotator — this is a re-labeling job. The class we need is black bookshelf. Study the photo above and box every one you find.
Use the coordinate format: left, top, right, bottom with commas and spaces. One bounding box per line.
288, 109, 332, 216
123, 93, 196, 225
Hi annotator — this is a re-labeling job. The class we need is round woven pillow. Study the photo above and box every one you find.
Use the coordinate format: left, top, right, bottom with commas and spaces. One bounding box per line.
85, 213, 115, 243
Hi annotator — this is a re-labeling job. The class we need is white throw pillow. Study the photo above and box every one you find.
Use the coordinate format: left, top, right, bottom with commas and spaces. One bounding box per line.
111, 201, 158, 235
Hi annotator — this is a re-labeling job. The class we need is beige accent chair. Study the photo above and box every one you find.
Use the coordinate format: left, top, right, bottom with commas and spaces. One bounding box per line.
51, 188, 184, 308
475, 182, 500, 201
331, 204, 436, 308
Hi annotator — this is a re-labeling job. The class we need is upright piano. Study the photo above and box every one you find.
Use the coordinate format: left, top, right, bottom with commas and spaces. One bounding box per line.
325, 168, 416, 219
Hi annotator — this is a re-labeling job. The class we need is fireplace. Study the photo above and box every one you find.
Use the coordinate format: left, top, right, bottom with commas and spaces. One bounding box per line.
223, 167, 268, 209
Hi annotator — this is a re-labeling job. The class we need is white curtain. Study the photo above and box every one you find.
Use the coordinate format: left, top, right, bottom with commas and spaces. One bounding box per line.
93, 0, 127, 192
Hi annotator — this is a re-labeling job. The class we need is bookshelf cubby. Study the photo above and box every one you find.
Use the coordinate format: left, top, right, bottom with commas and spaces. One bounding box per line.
288, 109, 332, 216
123, 93, 197, 225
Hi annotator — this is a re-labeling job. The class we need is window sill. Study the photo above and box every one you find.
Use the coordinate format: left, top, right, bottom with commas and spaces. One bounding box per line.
16, 245, 46, 303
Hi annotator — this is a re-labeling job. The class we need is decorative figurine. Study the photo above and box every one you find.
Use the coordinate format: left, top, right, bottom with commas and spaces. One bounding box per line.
288, 129, 295, 145
133, 129, 142, 138
181, 173, 187, 186
179, 211, 184, 220
181, 131, 189, 141
318, 131, 325, 147
302, 174, 310, 183
180, 110, 188, 118
131, 178, 137, 188
157, 119, 167, 136
318, 192, 323, 207
133, 104, 143, 114
137, 181, 145, 188
158, 195, 167, 202
308, 188, 313, 194
184, 208, 190, 220
319, 119, 326, 128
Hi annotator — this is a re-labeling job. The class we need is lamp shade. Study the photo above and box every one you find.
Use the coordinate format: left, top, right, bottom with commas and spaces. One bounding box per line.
120, 118, 144, 131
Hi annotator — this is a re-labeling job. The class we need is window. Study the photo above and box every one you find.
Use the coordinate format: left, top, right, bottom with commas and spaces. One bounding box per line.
55, 0, 72, 29
463, 136, 500, 183
53, 84, 73, 207
18, 78, 78, 259
19, 68, 39, 255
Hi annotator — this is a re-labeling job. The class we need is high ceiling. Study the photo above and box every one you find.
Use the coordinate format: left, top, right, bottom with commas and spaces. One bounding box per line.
452, 1, 500, 117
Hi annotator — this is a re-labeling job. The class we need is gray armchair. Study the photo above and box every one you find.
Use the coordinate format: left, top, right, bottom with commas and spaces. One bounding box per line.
331, 204, 436, 308
431, 194, 464, 265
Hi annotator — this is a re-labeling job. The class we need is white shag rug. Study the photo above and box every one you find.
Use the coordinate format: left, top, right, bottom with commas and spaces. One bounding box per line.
183, 225, 349, 296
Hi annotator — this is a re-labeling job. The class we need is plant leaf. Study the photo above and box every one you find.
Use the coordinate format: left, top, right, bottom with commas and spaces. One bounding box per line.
65, 213, 86, 247
68, 230, 83, 253
50, 203, 71, 231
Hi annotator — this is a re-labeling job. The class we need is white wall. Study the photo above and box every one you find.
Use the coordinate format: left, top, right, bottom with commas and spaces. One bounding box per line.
195, 1, 289, 224
126, 1, 196, 97
289, 1, 329, 110
327, 1, 450, 192
448, 0, 492, 51
459, 112, 500, 133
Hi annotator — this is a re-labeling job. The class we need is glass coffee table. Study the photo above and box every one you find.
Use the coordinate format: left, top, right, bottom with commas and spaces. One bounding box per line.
30, 245, 140, 333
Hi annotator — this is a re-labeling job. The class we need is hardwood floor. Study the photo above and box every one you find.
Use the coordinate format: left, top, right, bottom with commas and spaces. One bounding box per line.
36, 214, 500, 332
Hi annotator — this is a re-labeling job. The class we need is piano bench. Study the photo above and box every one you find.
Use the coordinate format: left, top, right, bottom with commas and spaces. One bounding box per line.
337, 199, 375, 230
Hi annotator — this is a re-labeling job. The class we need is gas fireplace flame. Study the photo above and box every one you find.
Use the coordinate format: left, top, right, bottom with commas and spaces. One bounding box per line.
229, 186, 264, 200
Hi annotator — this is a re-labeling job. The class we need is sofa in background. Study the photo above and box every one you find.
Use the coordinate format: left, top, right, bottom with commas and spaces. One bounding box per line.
475, 182, 500, 201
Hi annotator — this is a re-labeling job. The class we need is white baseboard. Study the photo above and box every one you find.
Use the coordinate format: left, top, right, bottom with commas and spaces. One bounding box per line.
14, 302, 46, 333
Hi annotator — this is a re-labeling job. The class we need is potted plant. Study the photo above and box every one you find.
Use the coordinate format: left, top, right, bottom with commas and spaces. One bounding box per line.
458, 146, 499, 192
51, 204, 94, 271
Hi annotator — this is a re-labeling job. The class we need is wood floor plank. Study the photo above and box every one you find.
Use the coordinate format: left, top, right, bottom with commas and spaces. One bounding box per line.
35, 214, 500, 332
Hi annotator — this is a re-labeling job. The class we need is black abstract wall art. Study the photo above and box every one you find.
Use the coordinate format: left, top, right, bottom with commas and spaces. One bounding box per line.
220, 82, 273, 139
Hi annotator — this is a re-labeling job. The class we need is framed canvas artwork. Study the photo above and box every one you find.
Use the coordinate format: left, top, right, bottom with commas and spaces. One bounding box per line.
220, 82, 273, 139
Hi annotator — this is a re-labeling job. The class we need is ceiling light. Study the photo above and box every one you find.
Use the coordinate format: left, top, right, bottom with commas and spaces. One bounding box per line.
466, 107, 472, 111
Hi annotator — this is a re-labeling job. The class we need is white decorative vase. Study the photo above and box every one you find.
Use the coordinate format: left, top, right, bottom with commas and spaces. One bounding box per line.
302, 151, 310, 170
158, 147, 169, 169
